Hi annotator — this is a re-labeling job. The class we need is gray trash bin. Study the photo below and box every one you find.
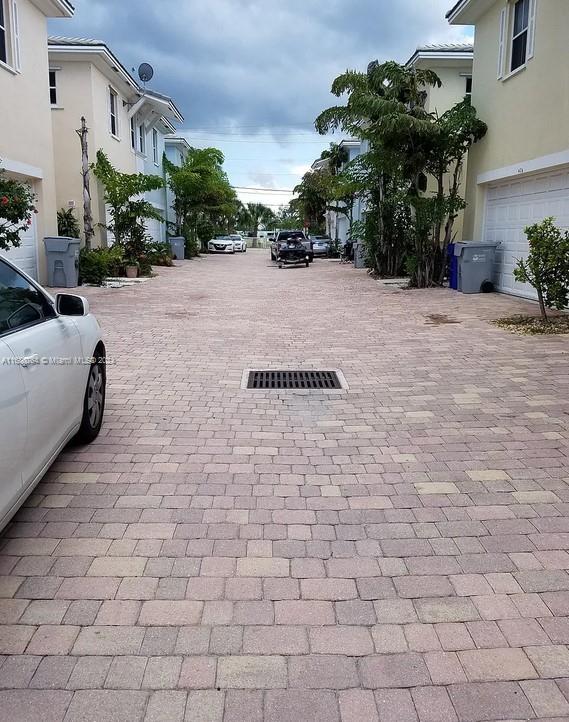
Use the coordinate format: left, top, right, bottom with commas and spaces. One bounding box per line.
44, 237, 80, 288
454, 241, 499, 294
169, 237, 185, 261
353, 241, 367, 269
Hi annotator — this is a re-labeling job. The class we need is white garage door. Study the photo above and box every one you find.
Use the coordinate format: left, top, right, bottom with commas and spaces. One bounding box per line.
0, 211, 38, 280
484, 168, 569, 299
145, 214, 164, 244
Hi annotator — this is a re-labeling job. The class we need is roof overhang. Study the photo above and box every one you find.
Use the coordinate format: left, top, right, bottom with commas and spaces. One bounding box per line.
48, 42, 138, 97
407, 49, 474, 69
165, 136, 191, 151
140, 91, 184, 124
339, 139, 361, 149
446, 0, 496, 24
32, 0, 74, 17
310, 158, 328, 172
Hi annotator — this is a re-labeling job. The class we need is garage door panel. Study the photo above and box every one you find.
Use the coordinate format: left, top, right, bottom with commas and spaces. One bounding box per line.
0, 212, 38, 279
485, 167, 569, 299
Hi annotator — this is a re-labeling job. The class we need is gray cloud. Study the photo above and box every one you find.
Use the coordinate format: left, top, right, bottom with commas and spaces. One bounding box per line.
50, 0, 470, 133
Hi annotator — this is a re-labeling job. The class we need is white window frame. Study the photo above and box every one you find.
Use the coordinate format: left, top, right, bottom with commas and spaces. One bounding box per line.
498, 0, 537, 80
138, 123, 146, 155
49, 69, 58, 106
10, 0, 19, 71
152, 128, 159, 165
465, 75, 472, 98
109, 87, 119, 139
130, 116, 136, 151
0, 0, 20, 73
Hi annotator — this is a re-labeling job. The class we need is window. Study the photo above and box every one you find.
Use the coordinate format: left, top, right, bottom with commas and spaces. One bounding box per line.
138, 124, 145, 154
511, 0, 530, 71
0, 0, 8, 65
152, 128, 159, 164
465, 76, 472, 97
49, 70, 57, 106
0, 260, 56, 337
0, 0, 19, 69
130, 117, 136, 150
498, 0, 536, 79
11, 0, 19, 71
109, 88, 119, 137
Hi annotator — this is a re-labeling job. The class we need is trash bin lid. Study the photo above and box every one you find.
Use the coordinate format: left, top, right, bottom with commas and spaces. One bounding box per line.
454, 241, 500, 257
44, 237, 81, 252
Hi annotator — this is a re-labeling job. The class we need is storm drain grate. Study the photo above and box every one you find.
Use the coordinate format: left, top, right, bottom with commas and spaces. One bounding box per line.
247, 370, 343, 390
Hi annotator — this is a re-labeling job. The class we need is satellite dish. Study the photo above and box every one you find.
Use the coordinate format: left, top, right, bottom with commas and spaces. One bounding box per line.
138, 63, 154, 84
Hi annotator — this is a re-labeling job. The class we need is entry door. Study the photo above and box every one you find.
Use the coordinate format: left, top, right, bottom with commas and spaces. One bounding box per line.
0, 339, 27, 514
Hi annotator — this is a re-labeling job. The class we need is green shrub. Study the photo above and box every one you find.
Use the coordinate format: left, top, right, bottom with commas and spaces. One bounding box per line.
514, 217, 569, 322
79, 246, 124, 285
57, 208, 81, 238
0, 168, 36, 251
145, 241, 173, 267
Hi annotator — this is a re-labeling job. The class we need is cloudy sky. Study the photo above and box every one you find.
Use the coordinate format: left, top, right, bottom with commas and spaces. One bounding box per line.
50, 0, 472, 209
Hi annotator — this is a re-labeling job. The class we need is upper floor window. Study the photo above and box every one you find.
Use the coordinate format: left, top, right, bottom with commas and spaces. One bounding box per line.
498, 0, 536, 79
0, 2, 8, 66
465, 76, 472, 98
109, 88, 119, 137
49, 70, 58, 106
152, 128, 159, 164
130, 117, 136, 150
138, 124, 145, 155
511, 0, 530, 70
0, 0, 21, 71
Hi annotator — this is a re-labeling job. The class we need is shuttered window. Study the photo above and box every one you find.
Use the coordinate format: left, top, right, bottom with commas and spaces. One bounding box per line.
0, 1, 8, 65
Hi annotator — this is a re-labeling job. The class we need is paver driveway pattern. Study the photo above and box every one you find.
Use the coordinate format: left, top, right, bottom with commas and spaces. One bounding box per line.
1, 250, 569, 721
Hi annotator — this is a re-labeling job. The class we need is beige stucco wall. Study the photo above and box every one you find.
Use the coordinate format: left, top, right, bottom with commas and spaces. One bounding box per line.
51, 57, 137, 247
0, 0, 59, 281
422, 61, 473, 242
424, 64, 472, 116
462, 0, 569, 240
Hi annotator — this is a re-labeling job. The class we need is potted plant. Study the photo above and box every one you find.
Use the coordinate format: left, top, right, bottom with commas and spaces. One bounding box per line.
124, 258, 139, 278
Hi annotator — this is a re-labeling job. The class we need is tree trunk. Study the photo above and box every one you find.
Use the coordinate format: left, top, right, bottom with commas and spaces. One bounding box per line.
76, 117, 94, 250
537, 287, 549, 323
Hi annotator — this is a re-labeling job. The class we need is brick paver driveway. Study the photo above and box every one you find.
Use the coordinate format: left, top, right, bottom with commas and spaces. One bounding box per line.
1, 250, 569, 721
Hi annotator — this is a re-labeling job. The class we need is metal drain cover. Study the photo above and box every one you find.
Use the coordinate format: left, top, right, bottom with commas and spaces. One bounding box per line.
244, 369, 345, 390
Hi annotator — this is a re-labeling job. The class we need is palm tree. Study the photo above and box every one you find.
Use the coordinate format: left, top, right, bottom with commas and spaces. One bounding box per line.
320, 143, 349, 176
239, 203, 275, 238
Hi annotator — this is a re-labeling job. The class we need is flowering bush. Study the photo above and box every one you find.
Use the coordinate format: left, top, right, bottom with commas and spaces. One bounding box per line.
0, 167, 37, 252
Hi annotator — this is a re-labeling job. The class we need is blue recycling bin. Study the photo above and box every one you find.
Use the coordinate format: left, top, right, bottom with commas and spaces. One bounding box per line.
448, 243, 458, 290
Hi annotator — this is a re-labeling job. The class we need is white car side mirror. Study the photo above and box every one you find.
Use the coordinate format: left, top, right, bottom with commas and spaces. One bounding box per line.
56, 293, 90, 317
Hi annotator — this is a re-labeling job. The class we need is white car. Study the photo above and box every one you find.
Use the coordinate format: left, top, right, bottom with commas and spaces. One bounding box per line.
208, 236, 235, 254
0, 256, 106, 532
230, 235, 247, 253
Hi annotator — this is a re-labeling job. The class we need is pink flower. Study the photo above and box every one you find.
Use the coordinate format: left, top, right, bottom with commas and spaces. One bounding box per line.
0, 196, 8, 206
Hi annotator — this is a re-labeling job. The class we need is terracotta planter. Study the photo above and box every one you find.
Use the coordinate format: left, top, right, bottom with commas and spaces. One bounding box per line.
125, 265, 138, 279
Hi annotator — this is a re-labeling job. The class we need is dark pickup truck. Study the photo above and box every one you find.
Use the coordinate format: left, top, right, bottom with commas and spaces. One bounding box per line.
270, 231, 314, 263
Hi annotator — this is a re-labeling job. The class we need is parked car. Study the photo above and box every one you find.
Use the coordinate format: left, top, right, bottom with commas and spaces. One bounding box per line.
311, 235, 332, 257
271, 230, 313, 263
0, 256, 106, 532
229, 235, 247, 252
208, 236, 235, 254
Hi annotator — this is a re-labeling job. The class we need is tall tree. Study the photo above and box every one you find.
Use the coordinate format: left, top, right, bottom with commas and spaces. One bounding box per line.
316, 61, 487, 286
238, 203, 275, 238
165, 147, 239, 255
92, 150, 164, 264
